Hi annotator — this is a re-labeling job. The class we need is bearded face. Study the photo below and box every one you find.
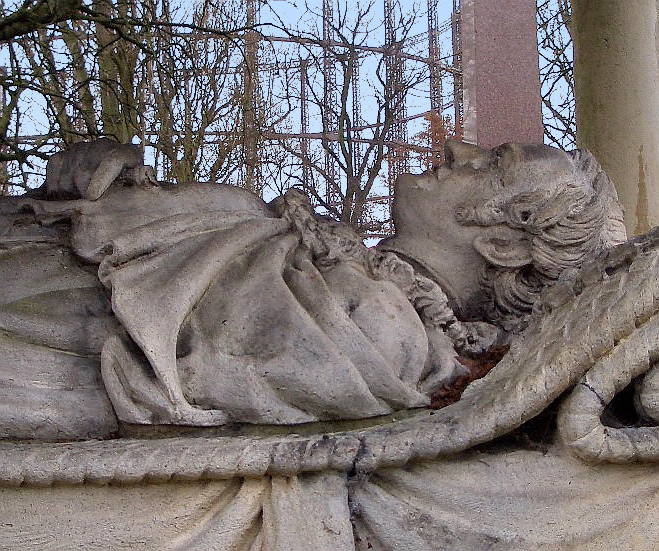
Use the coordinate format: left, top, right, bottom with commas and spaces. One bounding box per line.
378, 141, 626, 327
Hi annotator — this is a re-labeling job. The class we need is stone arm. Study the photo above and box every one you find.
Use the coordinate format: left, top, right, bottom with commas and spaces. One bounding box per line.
37, 138, 155, 200
84, 157, 138, 200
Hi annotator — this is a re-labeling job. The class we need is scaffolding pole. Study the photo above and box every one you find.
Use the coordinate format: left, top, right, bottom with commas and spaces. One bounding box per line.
322, 0, 340, 206
351, 50, 363, 174
384, 0, 409, 200
243, 0, 261, 193
428, 0, 442, 113
299, 58, 312, 193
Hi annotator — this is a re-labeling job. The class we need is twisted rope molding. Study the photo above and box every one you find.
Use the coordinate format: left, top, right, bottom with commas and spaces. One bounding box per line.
2, 231, 659, 487
558, 312, 659, 462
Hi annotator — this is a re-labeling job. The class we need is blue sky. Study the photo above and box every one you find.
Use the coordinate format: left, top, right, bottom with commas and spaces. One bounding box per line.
1, 0, 572, 198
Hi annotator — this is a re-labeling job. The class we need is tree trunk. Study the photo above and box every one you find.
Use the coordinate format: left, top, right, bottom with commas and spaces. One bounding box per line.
572, 0, 659, 235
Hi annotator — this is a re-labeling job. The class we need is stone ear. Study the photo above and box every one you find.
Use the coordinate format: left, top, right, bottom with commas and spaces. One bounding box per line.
473, 234, 532, 268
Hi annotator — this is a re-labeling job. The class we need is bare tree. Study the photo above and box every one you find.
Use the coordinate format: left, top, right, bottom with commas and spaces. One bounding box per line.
147, 3, 241, 185
0, 0, 257, 192
0, 0, 442, 217
0, 0, 82, 42
537, 0, 575, 149
268, 0, 430, 236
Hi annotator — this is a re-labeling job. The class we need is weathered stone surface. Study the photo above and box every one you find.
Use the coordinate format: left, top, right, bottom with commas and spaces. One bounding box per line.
379, 141, 626, 328
2, 139, 659, 550
4, 144, 488, 430
352, 449, 659, 550
573, 0, 659, 235
3, 449, 659, 550
29, 137, 154, 200
0, 472, 354, 551
0, 240, 118, 440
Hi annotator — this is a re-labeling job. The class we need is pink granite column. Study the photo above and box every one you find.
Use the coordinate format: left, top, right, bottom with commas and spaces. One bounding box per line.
460, 0, 544, 148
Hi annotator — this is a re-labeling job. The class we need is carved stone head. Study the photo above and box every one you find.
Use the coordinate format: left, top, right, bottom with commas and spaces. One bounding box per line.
378, 141, 627, 329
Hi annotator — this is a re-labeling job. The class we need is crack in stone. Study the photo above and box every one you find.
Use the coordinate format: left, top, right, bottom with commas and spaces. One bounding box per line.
347, 435, 368, 480
580, 381, 607, 408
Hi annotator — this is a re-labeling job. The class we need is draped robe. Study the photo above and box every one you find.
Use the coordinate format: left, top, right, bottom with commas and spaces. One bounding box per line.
1, 183, 431, 433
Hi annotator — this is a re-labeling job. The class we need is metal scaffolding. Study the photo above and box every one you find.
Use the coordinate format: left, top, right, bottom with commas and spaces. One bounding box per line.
383, 0, 409, 203
243, 0, 262, 193
321, 0, 340, 206
7, 0, 463, 229
350, 49, 363, 180
428, 0, 443, 113
299, 57, 312, 192
237, 0, 461, 210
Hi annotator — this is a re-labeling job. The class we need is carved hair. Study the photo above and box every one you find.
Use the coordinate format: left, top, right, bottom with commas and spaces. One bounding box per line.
467, 149, 627, 331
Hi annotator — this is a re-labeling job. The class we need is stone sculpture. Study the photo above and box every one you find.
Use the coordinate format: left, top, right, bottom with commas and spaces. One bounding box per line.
1, 138, 659, 550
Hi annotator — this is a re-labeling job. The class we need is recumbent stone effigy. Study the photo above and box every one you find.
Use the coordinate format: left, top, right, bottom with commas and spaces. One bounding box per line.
1, 138, 659, 550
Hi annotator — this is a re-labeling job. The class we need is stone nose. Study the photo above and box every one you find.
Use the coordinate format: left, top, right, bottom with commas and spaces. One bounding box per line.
444, 140, 490, 169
